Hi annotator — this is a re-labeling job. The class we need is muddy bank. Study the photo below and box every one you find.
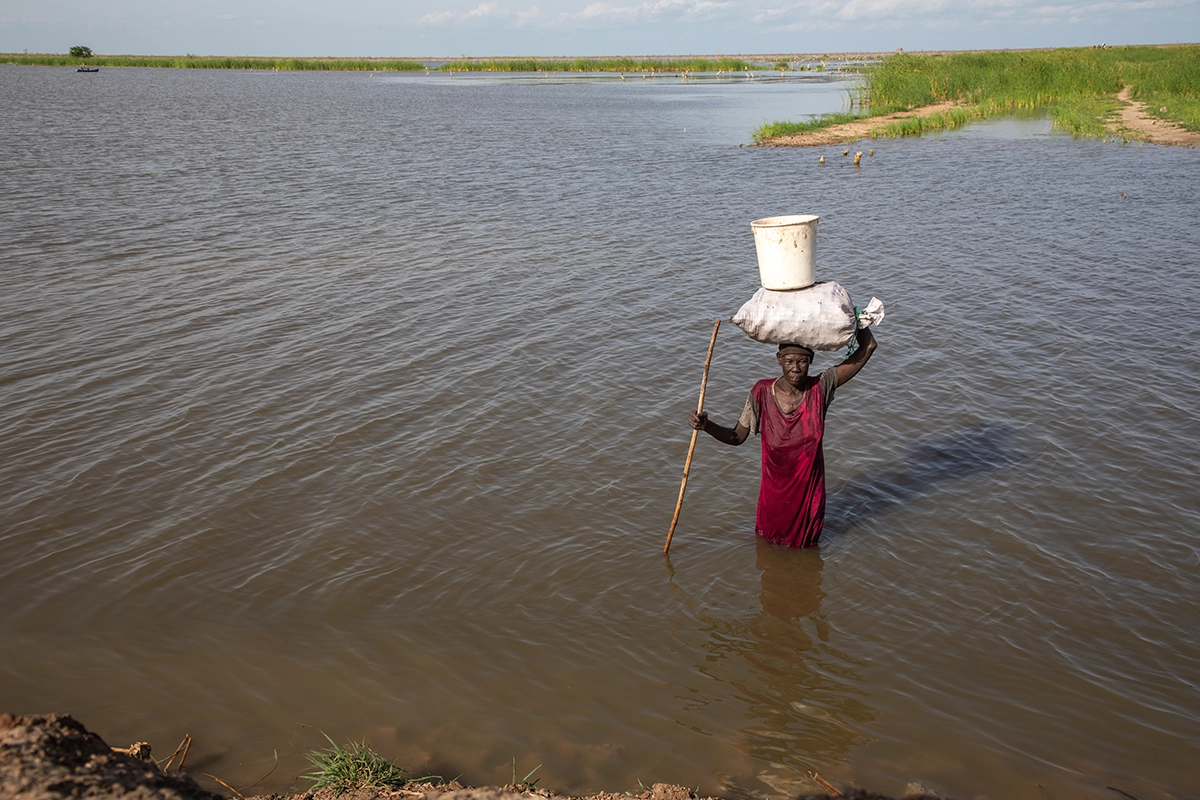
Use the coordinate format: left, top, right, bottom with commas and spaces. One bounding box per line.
758, 87, 1199, 148
1, 714, 950, 800
0, 714, 219, 800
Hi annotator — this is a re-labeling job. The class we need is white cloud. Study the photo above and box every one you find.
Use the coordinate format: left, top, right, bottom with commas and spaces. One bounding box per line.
419, 2, 519, 25
3, 0, 1197, 56
418, 0, 737, 28
551, 0, 737, 25
751, 0, 1199, 33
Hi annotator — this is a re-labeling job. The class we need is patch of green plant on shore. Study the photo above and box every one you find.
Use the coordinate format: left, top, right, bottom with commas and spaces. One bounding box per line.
868, 105, 984, 138
751, 112, 864, 142
1122, 48, 1200, 131
754, 44, 1200, 142
508, 757, 542, 791
436, 56, 759, 73
1140, 93, 1200, 131
0, 53, 426, 71
302, 734, 443, 795
1050, 94, 1125, 139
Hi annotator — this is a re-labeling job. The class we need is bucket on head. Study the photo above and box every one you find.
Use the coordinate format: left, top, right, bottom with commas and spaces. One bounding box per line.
751, 214, 819, 290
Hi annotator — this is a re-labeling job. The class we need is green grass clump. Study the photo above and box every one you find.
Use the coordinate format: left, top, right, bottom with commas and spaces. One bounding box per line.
870, 105, 984, 137
303, 735, 439, 794
1121, 46, 1200, 131
1050, 93, 1125, 139
755, 44, 1200, 141
0, 53, 426, 71
1142, 94, 1200, 131
752, 112, 864, 142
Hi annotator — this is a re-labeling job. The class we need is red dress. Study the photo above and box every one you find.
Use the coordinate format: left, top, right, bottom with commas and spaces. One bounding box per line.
747, 375, 832, 548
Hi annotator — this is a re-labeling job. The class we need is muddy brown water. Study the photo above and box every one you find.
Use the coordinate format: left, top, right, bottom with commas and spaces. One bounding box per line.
1, 66, 1198, 800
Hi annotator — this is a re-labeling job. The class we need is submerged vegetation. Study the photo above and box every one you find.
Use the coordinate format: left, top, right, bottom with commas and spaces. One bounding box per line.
753, 44, 1200, 142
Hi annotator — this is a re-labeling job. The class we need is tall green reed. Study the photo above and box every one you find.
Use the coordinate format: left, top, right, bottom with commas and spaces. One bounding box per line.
755, 45, 1199, 141
1, 53, 426, 71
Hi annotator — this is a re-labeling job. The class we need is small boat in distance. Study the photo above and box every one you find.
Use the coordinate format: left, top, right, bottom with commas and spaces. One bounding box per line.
75, 67, 99, 73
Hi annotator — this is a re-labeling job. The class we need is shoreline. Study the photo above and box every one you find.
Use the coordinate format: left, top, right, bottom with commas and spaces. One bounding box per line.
4, 43, 1195, 61
1, 713, 945, 800
756, 88, 1200, 149
754, 102, 959, 148
8, 45, 1197, 147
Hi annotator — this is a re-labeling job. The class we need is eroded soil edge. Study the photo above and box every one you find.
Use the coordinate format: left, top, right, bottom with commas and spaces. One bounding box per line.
1, 713, 949, 800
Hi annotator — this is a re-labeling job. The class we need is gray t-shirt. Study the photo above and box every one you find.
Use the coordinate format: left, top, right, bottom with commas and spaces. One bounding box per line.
737, 367, 840, 436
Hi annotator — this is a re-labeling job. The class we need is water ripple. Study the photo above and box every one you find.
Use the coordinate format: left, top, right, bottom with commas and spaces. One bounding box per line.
2, 65, 1199, 800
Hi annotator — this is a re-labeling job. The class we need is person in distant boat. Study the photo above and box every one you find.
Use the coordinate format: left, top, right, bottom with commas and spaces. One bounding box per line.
688, 328, 876, 547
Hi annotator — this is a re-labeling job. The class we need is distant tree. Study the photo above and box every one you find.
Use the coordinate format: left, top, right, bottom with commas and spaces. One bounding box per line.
69, 45, 93, 59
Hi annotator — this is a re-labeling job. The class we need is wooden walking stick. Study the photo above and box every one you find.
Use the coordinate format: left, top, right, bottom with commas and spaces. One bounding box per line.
664, 318, 721, 554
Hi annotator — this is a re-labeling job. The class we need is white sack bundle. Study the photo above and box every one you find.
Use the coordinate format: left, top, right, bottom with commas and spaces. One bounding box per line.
730, 281, 884, 350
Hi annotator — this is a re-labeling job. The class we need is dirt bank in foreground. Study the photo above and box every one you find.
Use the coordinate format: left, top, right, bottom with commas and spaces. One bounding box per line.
758, 88, 1199, 148
1, 714, 950, 800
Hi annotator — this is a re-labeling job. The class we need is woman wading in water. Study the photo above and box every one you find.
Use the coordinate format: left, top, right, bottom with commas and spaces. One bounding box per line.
689, 327, 876, 547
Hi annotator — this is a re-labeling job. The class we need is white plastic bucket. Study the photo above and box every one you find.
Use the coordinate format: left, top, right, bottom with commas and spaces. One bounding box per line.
751, 214, 819, 290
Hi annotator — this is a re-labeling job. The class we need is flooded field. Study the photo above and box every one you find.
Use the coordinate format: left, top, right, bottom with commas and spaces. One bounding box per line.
1, 65, 1198, 800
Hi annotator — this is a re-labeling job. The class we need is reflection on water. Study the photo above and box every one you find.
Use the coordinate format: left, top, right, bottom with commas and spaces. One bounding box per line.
666, 540, 874, 797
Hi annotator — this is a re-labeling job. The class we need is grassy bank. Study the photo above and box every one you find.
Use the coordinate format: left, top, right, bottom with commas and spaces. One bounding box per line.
2, 53, 856, 75
753, 44, 1200, 142
0, 53, 426, 70
435, 56, 760, 73
1, 53, 773, 73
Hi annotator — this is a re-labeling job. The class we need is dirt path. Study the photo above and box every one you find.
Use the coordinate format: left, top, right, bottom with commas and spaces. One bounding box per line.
1115, 85, 1200, 147
758, 88, 1200, 148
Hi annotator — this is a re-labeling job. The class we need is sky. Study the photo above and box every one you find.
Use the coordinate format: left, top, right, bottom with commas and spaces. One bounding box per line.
2, 0, 1198, 58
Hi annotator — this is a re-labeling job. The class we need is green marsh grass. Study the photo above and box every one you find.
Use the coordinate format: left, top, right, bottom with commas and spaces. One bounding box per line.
1144, 94, 1200, 130
302, 734, 442, 794
1050, 94, 1126, 139
867, 105, 984, 138
1, 53, 425, 71
753, 112, 864, 140
1120, 45, 1200, 131
754, 44, 1200, 142
436, 57, 758, 73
